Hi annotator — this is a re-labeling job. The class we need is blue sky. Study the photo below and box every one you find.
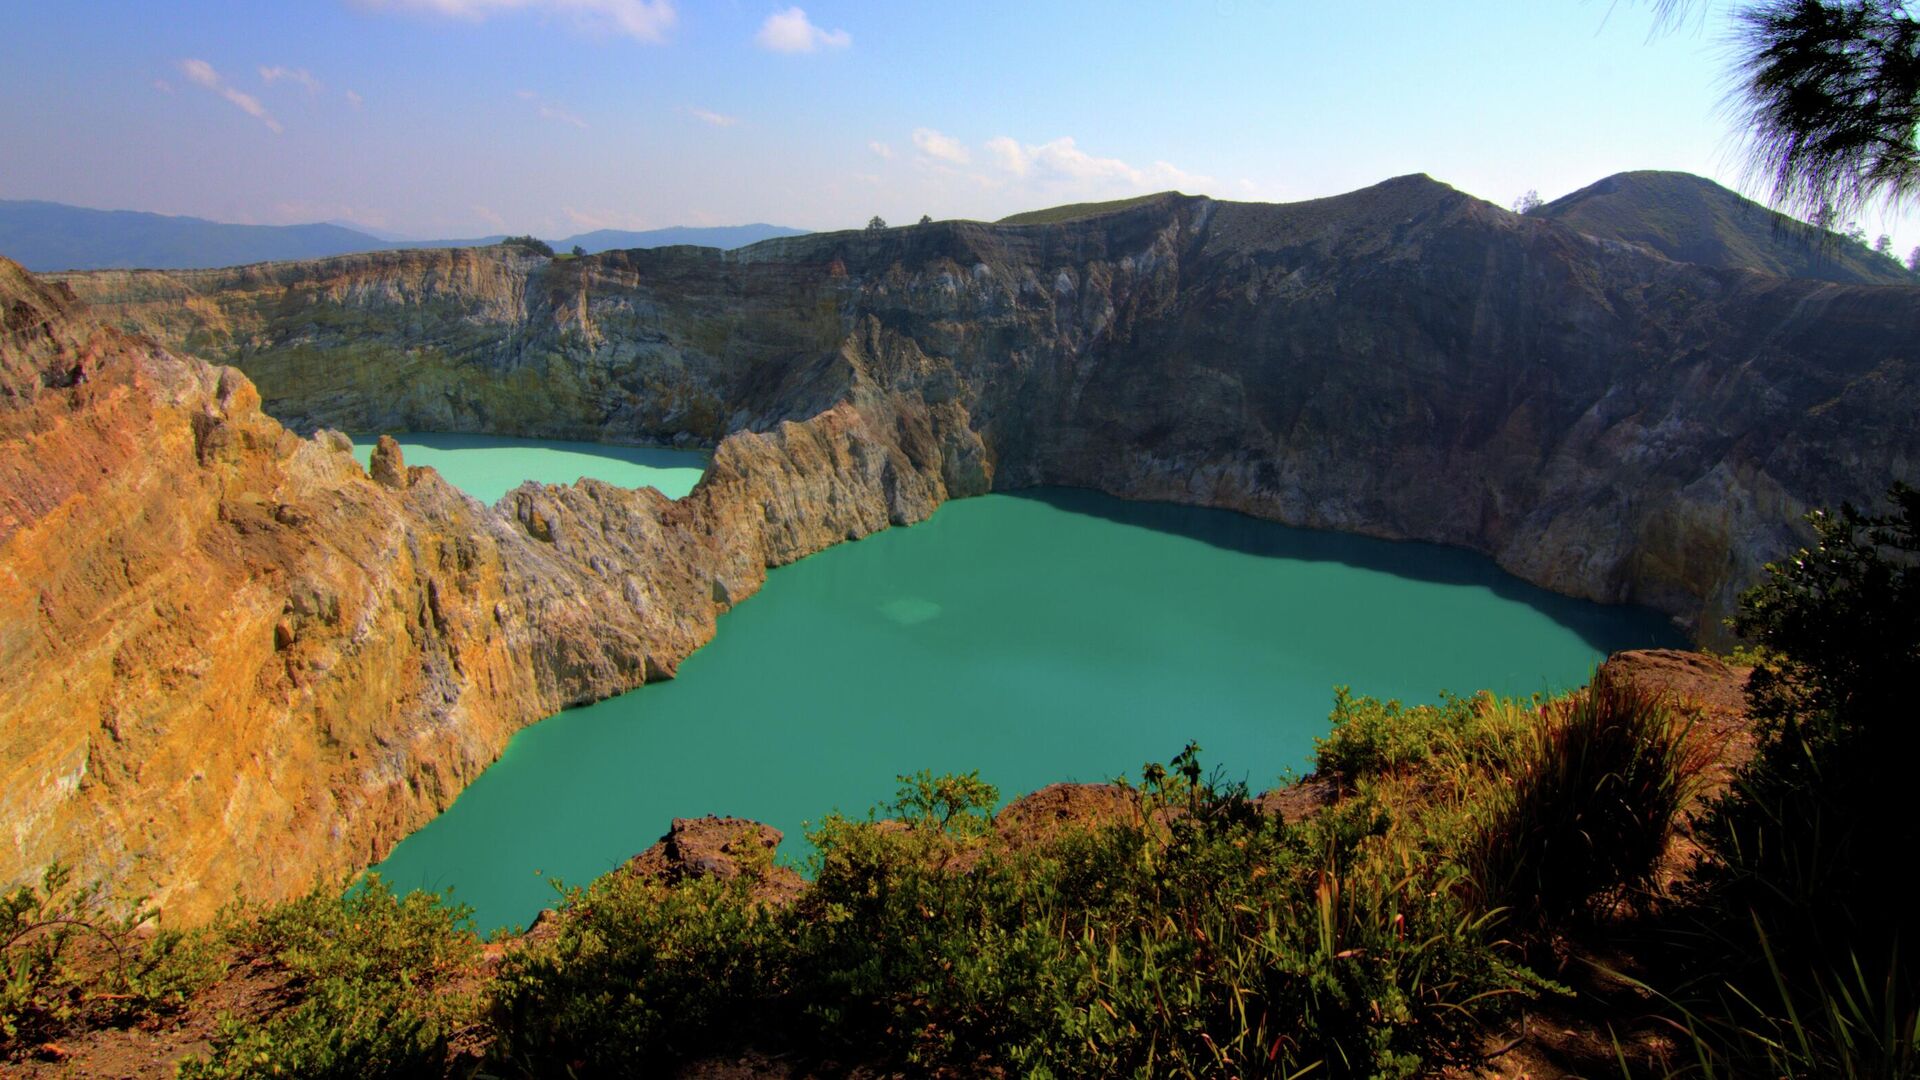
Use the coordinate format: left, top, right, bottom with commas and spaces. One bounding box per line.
2, 0, 1915, 250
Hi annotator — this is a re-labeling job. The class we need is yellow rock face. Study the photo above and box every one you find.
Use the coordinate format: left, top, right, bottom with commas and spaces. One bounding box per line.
0, 258, 983, 919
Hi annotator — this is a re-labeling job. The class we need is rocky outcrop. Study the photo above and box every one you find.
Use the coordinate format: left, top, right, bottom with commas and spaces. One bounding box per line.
0, 256, 975, 919
56, 175, 1920, 638
625, 816, 805, 905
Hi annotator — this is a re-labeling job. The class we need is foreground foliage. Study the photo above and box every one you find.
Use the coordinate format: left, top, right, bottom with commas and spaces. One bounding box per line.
178, 879, 482, 1080
1646, 484, 1920, 1077
7, 631, 1737, 1076
0, 863, 220, 1052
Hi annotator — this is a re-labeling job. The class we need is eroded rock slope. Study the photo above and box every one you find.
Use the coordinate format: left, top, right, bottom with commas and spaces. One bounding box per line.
10, 172, 1917, 915
0, 258, 978, 918
61, 175, 1920, 632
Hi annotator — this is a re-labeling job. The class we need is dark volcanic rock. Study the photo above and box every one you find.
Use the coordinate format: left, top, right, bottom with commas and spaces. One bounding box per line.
627, 816, 804, 905
55, 175, 1920, 640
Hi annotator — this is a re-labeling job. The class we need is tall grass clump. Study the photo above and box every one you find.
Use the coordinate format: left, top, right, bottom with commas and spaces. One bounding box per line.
1461, 672, 1714, 930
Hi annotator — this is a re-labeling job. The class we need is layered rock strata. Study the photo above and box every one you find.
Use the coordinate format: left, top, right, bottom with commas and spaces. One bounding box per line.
9, 172, 1917, 916
58, 177, 1920, 635
0, 258, 978, 918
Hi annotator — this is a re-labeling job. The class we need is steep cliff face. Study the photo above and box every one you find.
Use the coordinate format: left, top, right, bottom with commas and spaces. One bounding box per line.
0, 257, 978, 918
59, 176, 1920, 636
15, 173, 1917, 915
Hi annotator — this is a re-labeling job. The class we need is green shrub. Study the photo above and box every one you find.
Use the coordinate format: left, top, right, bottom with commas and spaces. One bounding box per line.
1460, 672, 1712, 929
178, 876, 479, 1079
480, 758, 1540, 1077
1314, 688, 1531, 783
2, 863, 221, 1048
490, 873, 792, 1074
1656, 484, 1920, 1075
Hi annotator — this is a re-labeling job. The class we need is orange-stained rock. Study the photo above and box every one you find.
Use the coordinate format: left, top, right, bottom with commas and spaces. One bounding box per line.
0, 256, 978, 919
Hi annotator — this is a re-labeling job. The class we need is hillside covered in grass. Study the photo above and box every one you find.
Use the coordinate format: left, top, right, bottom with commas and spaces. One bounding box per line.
1536, 171, 1918, 286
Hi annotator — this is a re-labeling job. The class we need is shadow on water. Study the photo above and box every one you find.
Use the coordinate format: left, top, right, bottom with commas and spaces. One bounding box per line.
1006, 487, 1688, 655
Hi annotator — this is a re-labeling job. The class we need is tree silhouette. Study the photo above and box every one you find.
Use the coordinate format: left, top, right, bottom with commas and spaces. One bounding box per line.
1662, 0, 1920, 220
865, 215, 887, 232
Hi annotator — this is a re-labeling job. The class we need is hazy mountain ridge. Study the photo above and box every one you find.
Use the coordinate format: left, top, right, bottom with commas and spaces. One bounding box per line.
0, 200, 809, 270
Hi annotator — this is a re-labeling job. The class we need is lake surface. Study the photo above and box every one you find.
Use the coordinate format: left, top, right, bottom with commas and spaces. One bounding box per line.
375, 467, 1682, 933
349, 432, 708, 503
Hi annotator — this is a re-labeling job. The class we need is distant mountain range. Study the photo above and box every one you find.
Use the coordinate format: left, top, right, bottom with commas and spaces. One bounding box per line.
0, 200, 810, 271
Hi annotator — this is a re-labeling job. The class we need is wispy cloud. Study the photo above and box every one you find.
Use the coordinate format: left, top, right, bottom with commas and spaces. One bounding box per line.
689, 107, 738, 127
152, 78, 174, 94
345, 89, 364, 109
259, 65, 323, 95
518, 88, 586, 128
180, 59, 282, 133
911, 127, 969, 166
868, 140, 894, 159
754, 6, 849, 53
361, 0, 677, 43
984, 135, 1210, 190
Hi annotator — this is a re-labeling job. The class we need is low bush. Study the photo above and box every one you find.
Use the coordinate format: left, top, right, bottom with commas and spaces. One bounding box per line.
1, 863, 221, 1050
490, 872, 793, 1073
491, 753, 1543, 1078
178, 876, 480, 1080
1648, 484, 1920, 1076
1314, 688, 1532, 783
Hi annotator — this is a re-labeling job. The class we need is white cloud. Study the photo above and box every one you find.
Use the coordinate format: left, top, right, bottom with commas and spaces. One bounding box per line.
472, 204, 508, 230
346, 89, 364, 108
152, 78, 174, 94
868, 140, 893, 159
259, 65, 323, 95
180, 58, 283, 133
362, 0, 677, 43
754, 6, 849, 53
912, 127, 969, 165
690, 107, 739, 127
983, 134, 1211, 191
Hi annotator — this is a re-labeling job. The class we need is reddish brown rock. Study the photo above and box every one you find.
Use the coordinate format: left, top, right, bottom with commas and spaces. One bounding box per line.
626, 816, 804, 906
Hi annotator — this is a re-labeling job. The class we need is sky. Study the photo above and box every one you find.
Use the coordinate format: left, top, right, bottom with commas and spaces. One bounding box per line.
2, 0, 1916, 251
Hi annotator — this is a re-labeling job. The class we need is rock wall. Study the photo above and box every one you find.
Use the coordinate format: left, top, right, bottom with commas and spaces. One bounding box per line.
13, 173, 1918, 915
0, 258, 979, 919
59, 177, 1920, 635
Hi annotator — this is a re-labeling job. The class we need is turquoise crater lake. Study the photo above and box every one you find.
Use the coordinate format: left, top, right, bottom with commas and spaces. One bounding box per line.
373, 442, 1682, 933
348, 432, 709, 503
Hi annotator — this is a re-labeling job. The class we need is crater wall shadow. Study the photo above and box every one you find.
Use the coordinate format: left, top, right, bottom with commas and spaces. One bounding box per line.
1006, 487, 1688, 656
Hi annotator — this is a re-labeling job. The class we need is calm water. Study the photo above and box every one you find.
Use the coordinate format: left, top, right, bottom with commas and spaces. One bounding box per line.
375, 467, 1682, 933
349, 432, 708, 503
